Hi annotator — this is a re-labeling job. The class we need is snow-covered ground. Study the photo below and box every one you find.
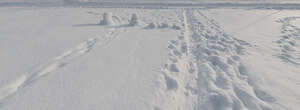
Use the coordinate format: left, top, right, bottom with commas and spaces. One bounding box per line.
1, 0, 300, 9
1, 2, 300, 110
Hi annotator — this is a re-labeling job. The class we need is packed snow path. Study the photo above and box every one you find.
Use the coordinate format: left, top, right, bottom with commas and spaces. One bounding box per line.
155, 9, 283, 110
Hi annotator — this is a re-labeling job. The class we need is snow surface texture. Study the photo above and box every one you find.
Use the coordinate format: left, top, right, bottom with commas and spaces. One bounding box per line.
155, 9, 279, 110
276, 17, 300, 65
1, 4, 300, 110
0, 27, 123, 106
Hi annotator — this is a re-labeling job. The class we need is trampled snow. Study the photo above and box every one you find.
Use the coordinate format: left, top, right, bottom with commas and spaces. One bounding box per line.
0, 2, 300, 110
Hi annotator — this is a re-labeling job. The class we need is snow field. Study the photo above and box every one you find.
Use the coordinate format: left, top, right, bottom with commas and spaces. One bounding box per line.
0, 7, 300, 110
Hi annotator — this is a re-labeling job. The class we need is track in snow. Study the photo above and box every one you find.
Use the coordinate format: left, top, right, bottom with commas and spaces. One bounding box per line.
276, 17, 300, 65
0, 27, 125, 107
156, 8, 282, 110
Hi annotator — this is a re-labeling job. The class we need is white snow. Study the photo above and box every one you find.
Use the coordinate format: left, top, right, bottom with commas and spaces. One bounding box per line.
1, 2, 300, 110
129, 13, 139, 26
99, 12, 115, 26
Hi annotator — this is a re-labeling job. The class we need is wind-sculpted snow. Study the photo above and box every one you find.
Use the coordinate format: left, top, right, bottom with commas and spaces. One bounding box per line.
0, 27, 125, 107
276, 17, 300, 65
155, 9, 281, 110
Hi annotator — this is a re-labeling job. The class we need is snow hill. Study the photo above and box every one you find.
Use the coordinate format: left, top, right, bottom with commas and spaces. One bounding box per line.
0, 3, 300, 110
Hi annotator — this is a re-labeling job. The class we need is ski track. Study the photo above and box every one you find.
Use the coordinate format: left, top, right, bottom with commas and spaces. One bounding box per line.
276, 17, 300, 65
157, 9, 282, 110
0, 27, 125, 107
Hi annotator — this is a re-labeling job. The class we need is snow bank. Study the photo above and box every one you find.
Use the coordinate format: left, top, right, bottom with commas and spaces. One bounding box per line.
145, 22, 180, 30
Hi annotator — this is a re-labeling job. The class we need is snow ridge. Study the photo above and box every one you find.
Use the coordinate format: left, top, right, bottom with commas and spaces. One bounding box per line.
0, 27, 124, 107
276, 17, 300, 65
156, 9, 280, 110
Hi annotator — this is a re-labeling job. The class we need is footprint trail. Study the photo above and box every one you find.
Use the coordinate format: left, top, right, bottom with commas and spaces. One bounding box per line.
155, 9, 282, 110
276, 17, 300, 65
0, 27, 124, 107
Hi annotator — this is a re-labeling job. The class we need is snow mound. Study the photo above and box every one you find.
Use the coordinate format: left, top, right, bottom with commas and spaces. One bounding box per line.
158, 23, 169, 28
144, 22, 180, 30
145, 22, 157, 29
99, 12, 115, 26
129, 13, 139, 26
171, 24, 181, 30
